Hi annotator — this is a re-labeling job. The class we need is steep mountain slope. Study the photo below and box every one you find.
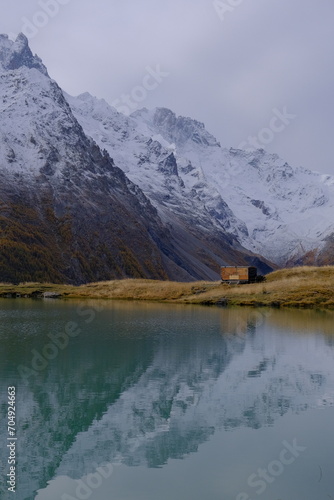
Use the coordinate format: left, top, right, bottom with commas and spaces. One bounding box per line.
66, 94, 274, 275
133, 108, 334, 266
66, 94, 249, 242
0, 34, 175, 283
68, 94, 334, 266
0, 34, 274, 284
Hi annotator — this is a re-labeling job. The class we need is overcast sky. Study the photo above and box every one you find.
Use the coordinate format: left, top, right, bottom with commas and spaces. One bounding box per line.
1, 0, 334, 175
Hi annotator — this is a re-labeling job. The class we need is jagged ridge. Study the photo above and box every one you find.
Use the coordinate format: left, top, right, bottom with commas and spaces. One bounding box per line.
68, 94, 334, 267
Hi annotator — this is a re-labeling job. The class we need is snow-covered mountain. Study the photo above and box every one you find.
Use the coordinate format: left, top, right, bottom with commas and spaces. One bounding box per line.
68, 94, 334, 267
0, 34, 175, 283
0, 33, 273, 284
1, 32, 332, 284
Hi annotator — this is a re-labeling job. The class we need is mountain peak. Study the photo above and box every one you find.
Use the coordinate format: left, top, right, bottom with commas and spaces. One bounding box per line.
0, 32, 48, 76
131, 107, 220, 148
76, 92, 96, 102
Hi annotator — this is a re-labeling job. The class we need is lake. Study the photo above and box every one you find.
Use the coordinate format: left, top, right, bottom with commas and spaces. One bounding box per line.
1, 299, 334, 500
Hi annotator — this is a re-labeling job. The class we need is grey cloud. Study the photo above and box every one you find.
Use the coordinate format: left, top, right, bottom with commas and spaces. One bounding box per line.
1, 0, 333, 173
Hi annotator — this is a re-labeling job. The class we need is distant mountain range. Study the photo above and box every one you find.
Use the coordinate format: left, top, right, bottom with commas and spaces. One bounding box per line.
1, 33, 333, 283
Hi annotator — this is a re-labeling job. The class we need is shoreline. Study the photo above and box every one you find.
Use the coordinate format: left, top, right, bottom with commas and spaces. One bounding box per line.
0, 266, 334, 309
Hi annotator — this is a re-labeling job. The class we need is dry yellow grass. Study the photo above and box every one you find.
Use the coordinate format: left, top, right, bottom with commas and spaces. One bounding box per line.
0, 266, 334, 308
185, 266, 334, 308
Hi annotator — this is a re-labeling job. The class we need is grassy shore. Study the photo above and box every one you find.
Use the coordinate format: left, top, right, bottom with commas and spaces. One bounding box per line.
0, 266, 334, 309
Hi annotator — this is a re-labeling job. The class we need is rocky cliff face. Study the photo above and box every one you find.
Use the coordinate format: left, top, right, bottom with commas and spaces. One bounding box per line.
0, 34, 272, 284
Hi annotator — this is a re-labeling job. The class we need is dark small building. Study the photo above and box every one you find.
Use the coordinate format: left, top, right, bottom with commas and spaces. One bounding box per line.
221, 266, 257, 284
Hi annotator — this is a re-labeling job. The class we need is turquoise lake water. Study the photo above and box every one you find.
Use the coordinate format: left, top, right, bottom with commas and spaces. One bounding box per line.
1, 299, 334, 500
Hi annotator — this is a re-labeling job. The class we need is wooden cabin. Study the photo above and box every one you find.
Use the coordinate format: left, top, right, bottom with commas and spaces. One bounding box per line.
221, 266, 257, 284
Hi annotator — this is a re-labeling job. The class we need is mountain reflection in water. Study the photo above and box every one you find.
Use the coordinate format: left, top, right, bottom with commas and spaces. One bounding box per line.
1, 300, 334, 499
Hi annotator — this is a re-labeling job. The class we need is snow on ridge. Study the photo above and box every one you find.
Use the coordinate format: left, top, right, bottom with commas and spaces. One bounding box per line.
68, 91, 334, 265
67, 93, 249, 241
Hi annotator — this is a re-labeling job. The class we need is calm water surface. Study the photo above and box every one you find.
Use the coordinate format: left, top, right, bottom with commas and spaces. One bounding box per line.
1, 299, 334, 500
